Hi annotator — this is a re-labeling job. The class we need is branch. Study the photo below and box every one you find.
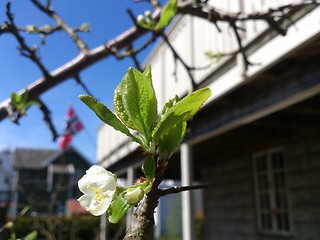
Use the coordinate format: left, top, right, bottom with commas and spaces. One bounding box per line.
0, 9, 161, 122
178, 0, 319, 31
161, 32, 197, 90
37, 98, 59, 141
130, 49, 143, 71
229, 21, 252, 70
159, 183, 209, 197
74, 75, 95, 97
31, 0, 88, 52
5, 2, 51, 79
1, 1, 319, 123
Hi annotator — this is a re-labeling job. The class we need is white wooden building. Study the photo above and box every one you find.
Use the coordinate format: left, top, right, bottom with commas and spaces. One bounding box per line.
98, 1, 320, 239
0, 149, 15, 218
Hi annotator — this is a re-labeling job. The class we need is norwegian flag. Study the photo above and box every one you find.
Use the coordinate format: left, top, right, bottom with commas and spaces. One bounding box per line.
59, 107, 84, 149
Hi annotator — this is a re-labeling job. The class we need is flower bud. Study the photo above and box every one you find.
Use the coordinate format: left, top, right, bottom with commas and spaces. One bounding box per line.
6, 222, 13, 229
144, 10, 152, 18
124, 187, 144, 206
136, 15, 145, 24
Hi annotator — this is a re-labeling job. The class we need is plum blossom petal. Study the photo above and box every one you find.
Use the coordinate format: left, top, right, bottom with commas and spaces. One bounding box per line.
77, 165, 117, 216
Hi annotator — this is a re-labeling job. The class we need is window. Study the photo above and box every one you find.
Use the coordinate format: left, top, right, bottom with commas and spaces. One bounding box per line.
253, 148, 291, 234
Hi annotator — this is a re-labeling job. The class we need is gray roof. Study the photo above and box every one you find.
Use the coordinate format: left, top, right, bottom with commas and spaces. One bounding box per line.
14, 148, 61, 169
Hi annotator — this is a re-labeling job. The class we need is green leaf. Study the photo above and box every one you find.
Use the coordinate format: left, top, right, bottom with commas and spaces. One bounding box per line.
11, 92, 22, 105
24, 231, 37, 240
10, 232, 16, 240
79, 23, 90, 32
205, 51, 223, 63
108, 195, 131, 223
157, 121, 186, 160
155, 0, 178, 30
114, 82, 138, 130
152, 88, 211, 141
79, 94, 140, 144
157, 95, 185, 159
10, 91, 39, 115
120, 66, 157, 142
20, 91, 29, 104
137, 19, 155, 30
142, 156, 155, 182
158, 95, 180, 122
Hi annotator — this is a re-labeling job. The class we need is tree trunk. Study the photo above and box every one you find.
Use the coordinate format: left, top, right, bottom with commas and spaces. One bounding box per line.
124, 192, 159, 240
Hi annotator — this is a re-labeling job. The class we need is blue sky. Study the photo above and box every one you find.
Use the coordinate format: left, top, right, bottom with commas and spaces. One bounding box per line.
0, 1, 161, 163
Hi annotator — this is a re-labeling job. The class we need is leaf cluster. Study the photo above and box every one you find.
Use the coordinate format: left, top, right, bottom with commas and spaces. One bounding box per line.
10, 90, 40, 116
80, 65, 210, 162
79, 65, 211, 222
137, 0, 177, 31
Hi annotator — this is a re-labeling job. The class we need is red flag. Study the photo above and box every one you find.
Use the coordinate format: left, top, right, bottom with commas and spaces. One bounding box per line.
59, 107, 84, 149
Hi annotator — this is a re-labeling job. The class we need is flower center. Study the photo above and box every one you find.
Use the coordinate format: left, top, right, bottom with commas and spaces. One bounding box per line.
87, 186, 105, 201
94, 188, 105, 201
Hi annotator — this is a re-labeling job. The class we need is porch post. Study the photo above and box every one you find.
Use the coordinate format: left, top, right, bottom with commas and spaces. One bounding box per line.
100, 212, 107, 240
126, 166, 135, 230
180, 143, 195, 240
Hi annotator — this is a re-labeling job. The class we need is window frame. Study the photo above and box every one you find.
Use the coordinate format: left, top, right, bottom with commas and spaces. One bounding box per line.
252, 147, 292, 236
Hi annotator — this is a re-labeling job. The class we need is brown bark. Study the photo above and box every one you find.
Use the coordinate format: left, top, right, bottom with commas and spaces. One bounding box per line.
124, 193, 159, 239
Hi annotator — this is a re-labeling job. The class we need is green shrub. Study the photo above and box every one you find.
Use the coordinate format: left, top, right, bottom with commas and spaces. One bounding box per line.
12, 215, 123, 239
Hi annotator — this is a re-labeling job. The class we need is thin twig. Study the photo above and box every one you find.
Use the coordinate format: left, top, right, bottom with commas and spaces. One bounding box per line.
5, 2, 51, 79
31, 0, 88, 52
160, 32, 197, 90
37, 98, 59, 141
74, 75, 95, 97
112, 33, 158, 59
159, 183, 209, 197
229, 21, 252, 71
130, 51, 142, 71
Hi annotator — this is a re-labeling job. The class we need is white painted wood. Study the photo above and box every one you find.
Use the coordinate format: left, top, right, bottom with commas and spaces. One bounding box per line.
126, 167, 135, 231
100, 213, 107, 240
180, 143, 195, 240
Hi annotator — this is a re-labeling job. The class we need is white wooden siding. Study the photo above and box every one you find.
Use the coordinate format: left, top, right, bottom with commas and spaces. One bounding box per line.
97, 1, 320, 167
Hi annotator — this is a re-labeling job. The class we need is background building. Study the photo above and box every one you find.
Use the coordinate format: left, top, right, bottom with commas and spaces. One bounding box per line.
97, 1, 320, 239
0, 147, 90, 218
0, 148, 15, 221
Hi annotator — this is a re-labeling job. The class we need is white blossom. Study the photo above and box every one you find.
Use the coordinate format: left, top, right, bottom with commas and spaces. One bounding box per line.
78, 165, 117, 216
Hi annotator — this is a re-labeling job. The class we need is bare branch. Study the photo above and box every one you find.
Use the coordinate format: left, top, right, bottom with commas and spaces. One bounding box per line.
178, 0, 319, 26
0, 11, 158, 121
161, 32, 197, 90
74, 75, 95, 97
229, 21, 252, 70
31, 0, 89, 52
5, 2, 51, 79
0, 1, 319, 123
129, 48, 143, 71
37, 98, 59, 141
159, 183, 209, 197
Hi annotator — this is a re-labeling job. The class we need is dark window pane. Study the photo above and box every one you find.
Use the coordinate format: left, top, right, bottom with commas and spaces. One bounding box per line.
277, 213, 290, 231
260, 194, 270, 209
258, 175, 268, 190
276, 193, 287, 209
284, 213, 290, 231
257, 155, 267, 172
274, 172, 286, 189
261, 213, 272, 230
272, 152, 284, 170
